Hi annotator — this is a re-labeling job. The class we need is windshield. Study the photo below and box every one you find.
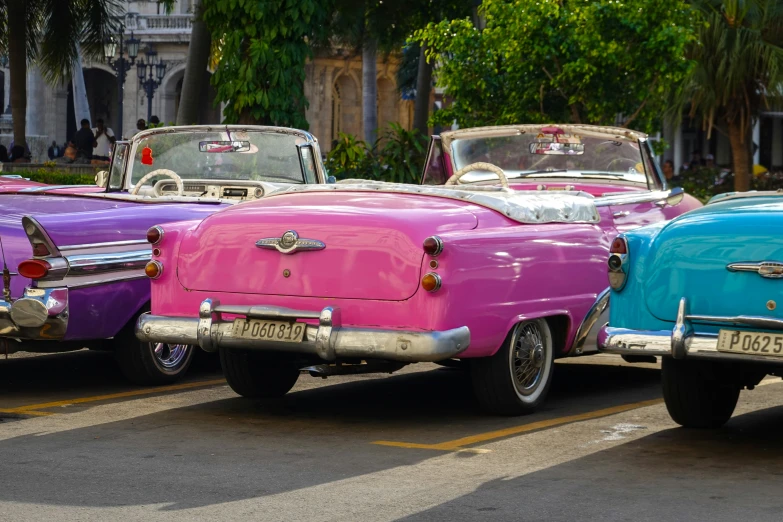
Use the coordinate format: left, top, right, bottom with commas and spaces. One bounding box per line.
451, 128, 657, 187
129, 130, 309, 187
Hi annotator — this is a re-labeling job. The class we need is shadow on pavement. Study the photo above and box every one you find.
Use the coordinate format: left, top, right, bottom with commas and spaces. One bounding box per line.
0, 358, 666, 511
399, 406, 783, 522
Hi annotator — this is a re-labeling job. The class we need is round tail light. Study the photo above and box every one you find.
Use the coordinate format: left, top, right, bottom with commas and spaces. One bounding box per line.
423, 236, 444, 256
18, 259, 51, 280
608, 236, 629, 291
421, 272, 442, 292
610, 237, 627, 254
145, 260, 163, 279
147, 226, 164, 245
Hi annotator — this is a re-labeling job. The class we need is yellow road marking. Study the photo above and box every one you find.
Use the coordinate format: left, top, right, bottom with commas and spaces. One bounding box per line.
3, 378, 226, 415
0, 409, 54, 417
373, 398, 663, 451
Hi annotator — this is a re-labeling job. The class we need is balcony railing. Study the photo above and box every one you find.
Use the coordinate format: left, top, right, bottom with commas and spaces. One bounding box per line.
125, 14, 193, 34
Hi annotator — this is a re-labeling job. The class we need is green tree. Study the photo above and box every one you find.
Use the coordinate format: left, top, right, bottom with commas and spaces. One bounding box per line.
415, 0, 696, 133
669, 0, 783, 192
1, 0, 121, 147
203, 0, 328, 128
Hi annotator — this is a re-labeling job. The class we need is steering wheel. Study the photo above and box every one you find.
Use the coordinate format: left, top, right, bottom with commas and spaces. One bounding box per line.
605, 158, 642, 173
131, 169, 184, 197
445, 162, 509, 189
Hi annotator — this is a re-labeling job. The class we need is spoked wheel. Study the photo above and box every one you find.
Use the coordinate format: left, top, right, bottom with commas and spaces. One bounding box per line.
471, 318, 554, 415
115, 320, 194, 385
152, 343, 191, 371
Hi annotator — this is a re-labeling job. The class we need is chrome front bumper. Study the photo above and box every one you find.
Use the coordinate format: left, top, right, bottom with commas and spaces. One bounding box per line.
136, 299, 471, 363
599, 297, 783, 366
0, 287, 68, 340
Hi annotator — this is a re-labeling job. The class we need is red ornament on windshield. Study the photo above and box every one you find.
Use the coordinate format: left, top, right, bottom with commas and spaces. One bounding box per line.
141, 146, 154, 166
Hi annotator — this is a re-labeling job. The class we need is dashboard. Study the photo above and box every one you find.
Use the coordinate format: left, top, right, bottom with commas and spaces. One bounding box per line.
153, 179, 266, 201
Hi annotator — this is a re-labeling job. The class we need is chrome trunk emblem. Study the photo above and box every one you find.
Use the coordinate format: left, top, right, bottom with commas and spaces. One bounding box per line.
256, 230, 325, 255
727, 261, 783, 279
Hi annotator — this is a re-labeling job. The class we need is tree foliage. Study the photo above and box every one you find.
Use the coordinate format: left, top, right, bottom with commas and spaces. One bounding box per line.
668, 0, 783, 191
415, 0, 696, 133
203, 0, 329, 128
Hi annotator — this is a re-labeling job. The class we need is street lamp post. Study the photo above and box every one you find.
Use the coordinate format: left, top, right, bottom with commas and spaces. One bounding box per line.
104, 30, 140, 139
137, 48, 167, 123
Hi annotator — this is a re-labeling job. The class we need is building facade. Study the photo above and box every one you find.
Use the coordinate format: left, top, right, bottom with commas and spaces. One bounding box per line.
2, 0, 411, 160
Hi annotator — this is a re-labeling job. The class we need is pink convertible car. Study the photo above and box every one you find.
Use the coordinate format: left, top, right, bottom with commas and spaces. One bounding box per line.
136, 124, 701, 415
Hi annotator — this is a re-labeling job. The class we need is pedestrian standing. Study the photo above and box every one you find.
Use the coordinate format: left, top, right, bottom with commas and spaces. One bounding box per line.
73, 119, 96, 161
47, 140, 61, 160
92, 119, 116, 162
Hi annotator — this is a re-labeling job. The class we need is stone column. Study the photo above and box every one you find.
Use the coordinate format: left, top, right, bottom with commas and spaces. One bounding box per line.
26, 66, 46, 136
673, 123, 683, 173
753, 118, 761, 165
3, 69, 9, 112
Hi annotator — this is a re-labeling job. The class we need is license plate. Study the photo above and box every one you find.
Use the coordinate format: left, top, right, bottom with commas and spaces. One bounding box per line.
232, 318, 307, 343
717, 329, 783, 357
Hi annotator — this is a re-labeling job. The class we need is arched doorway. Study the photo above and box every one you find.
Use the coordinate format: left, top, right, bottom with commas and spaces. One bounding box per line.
82, 68, 118, 132
331, 73, 360, 145
163, 67, 221, 125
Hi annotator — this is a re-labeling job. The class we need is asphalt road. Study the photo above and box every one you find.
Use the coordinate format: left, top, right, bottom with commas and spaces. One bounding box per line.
1, 351, 782, 521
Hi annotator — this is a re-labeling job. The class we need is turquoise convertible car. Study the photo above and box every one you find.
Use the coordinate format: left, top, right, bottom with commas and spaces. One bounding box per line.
599, 191, 783, 428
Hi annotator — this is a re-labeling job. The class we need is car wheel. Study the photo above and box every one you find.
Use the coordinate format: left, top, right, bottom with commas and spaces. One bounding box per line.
220, 348, 300, 399
115, 322, 194, 385
661, 357, 740, 429
471, 318, 554, 415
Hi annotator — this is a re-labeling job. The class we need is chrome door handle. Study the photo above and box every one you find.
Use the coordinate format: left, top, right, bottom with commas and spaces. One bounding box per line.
612, 211, 630, 218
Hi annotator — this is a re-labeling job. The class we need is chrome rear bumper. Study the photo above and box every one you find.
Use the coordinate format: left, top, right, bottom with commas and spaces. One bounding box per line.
0, 287, 68, 340
599, 297, 783, 366
136, 299, 471, 363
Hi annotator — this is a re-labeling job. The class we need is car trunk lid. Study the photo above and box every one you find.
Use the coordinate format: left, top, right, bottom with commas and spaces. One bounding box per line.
644, 198, 783, 322
176, 192, 479, 300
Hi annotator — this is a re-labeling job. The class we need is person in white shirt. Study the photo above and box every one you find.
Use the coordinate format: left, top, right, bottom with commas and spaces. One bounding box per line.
92, 119, 116, 161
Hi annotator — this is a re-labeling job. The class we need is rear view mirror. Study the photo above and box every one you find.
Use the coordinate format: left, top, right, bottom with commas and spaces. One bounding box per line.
199, 141, 251, 153
327, 175, 337, 184
529, 142, 585, 155
656, 187, 685, 207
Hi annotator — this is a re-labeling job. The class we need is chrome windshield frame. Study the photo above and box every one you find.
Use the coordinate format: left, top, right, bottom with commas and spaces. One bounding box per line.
121, 125, 324, 191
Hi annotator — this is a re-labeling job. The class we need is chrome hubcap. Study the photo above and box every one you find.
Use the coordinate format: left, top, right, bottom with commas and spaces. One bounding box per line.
512, 322, 546, 395
152, 343, 190, 369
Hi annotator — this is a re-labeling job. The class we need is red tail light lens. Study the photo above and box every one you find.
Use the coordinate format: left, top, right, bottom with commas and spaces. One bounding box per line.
610, 237, 627, 254
423, 236, 444, 256
147, 226, 164, 245
18, 259, 51, 280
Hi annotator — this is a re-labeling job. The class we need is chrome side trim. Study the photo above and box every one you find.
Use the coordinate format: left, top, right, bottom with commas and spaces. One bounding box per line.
137, 301, 471, 363
65, 249, 152, 277
598, 296, 783, 367
594, 188, 683, 208
572, 288, 610, 354
727, 261, 783, 279
59, 239, 150, 252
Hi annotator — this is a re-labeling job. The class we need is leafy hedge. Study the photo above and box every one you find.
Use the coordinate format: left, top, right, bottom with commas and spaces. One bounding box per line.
325, 124, 428, 184
5, 169, 96, 186
676, 168, 783, 203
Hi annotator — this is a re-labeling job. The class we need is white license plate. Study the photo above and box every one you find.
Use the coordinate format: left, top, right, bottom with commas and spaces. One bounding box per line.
717, 329, 783, 357
232, 319, 307, 343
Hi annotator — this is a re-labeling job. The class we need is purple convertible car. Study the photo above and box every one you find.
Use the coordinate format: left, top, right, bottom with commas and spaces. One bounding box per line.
0, 125, 326, 384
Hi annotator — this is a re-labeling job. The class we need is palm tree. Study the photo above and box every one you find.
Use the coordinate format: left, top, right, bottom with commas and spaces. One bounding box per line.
670, 0, 783, 191
176, 0, 212, 125
1, 0, 122, 148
